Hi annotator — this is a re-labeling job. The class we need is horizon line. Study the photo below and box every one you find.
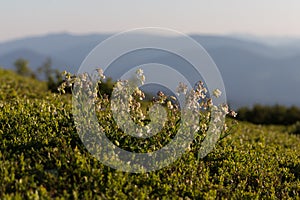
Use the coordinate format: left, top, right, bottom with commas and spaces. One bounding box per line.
1, 30, 300, 44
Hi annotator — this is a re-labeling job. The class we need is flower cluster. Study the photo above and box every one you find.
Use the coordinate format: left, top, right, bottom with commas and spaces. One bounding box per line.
58, 68, 236, 156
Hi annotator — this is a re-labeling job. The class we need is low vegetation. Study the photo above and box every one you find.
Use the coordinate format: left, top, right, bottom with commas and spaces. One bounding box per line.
237, 104, 300, 125
0, 68, 300, 199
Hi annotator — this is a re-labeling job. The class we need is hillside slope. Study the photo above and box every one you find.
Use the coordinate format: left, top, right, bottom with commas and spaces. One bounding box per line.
0, 68, 299, 199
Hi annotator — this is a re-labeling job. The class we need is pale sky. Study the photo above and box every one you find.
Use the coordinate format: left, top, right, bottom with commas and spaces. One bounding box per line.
0, 0, 300, 42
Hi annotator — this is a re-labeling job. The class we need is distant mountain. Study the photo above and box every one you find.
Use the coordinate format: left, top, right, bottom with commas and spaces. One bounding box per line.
0, 48, 70, 72
0, 32, 300, 108
0, 33, 111, 56
0, 33, 111, 72
229, 33, 300, 47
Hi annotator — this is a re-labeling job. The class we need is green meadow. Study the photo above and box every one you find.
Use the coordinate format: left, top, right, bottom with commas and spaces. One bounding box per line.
0, 68, 299, 199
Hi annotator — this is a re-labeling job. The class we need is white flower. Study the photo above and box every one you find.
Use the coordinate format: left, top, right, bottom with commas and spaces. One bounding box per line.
135, 68, 145, 84
213, 89, 222, 98
115, 81, 123, 91
96, 68, 106, 80
140, 75, 145, 83
220, 104, 229, 114
229, 110, 237, 117
167, 101, 173, 109
176, 82, 188, 95
136, 68, 143, 76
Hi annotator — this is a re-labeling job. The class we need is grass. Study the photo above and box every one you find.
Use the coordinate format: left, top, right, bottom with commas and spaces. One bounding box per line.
0, 68, 300, 199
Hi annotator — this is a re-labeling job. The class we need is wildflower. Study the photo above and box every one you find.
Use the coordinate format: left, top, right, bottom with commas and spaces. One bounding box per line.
176, 82, 188, 95
115, 81, 123, 91
170, 96, 177, 101
167, 101, 173, 109
220, 104, 229, 114
136, 68, 143, 76
136, 68, 145, 84
196, 90, 206, 99
96, 68, 106, 80
135, 88, 145, 100
213, 89, 222, 98
157, 91, 164, 97
229, 110, 237, 117
62, 68, 234, 158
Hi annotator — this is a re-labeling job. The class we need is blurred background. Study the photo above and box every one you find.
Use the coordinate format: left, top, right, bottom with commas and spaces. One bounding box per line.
1, 0, 300, 111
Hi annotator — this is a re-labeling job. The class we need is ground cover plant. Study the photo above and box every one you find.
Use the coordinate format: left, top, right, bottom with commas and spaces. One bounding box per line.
0, 68, 300, 199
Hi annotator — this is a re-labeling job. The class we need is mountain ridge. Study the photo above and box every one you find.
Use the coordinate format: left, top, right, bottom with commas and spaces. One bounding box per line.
1, 32, 300, 108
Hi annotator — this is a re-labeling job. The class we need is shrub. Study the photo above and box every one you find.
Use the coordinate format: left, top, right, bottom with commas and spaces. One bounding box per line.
237, 104, 300, 125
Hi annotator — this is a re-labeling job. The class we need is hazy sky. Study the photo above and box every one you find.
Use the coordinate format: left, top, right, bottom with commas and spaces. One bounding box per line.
0, 0, 300, 42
